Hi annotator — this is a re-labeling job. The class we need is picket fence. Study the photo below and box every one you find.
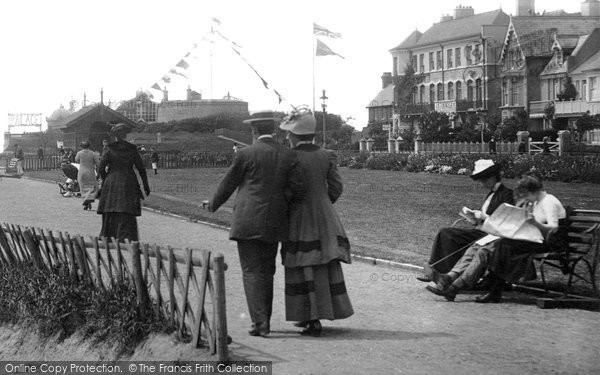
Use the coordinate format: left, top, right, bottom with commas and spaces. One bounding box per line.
420, 141, 519, 154
0, 223, 229, 361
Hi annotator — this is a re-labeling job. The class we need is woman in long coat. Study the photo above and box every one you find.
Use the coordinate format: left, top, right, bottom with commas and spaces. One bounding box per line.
279, 108, 353, 336
97, 123, 150, 242
75, 141, 100, 210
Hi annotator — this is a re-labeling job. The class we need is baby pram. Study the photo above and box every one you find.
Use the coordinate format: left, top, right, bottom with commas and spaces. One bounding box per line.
58, 162, 81, 197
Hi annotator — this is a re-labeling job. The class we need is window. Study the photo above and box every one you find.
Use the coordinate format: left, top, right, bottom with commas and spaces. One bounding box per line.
575, 80, 581, 100
553, 78, 561, 99
456, 81, 462, 100
502, 80, 508, 106
473, 44, 481, 64
465, 45, 472, 66
590, 77, 598, 100
475, 79, 482, 105
447, 82, 454, 100
412, 87, 418, 104
419, 54, 425, 72
511, 77, 519, 106
467, 80, 474, 101
412, 55, 418, 71
429, 52, 435, 71
436, 51, 442, 70
429, 84, 435, 102
419, 85, 425, 103
455, 47, 461, 67
393, 57, 398, 76
437, 83, 444, 101
582, 80, 587, 100
447, 49, 453, 69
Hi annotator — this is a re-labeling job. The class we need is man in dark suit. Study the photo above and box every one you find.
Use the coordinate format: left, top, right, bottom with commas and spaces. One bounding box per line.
204, 110, 306, 337
418, 160, 514, 281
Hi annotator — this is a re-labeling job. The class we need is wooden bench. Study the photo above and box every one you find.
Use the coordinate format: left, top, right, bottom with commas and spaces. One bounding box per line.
534, 209, 600, 297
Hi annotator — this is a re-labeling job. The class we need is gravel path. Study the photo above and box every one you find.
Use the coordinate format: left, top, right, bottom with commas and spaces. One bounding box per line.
1, 177, 599, 374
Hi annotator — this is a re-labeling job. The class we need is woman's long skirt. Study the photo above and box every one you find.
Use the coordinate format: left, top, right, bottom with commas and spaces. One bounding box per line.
284, 260, 354, 322
490, 239, 547, 283
100, 213, 139, 242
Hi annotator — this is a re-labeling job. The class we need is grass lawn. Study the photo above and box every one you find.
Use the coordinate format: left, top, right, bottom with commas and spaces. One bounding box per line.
26, 167, 600, 293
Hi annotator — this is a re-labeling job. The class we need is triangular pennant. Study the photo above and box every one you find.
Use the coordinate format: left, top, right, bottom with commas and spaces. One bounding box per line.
151, 83, 161, 90
176, 59, 190, 69
316, 39, 344, 59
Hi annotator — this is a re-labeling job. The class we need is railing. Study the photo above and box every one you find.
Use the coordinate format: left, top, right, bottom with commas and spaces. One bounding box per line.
0, 223, 229, 361
555, 100, 591, 115
402, 103, 435, 115
141, 153, 233, 169
421, 141, 518, 154
402, 100, 498, 115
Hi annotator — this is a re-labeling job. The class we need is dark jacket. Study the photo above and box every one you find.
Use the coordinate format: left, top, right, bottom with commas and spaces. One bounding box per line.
485, 183, 514, 216
209, 137, 306, 242
150, 152, 159, 163
97, 140, 150, 216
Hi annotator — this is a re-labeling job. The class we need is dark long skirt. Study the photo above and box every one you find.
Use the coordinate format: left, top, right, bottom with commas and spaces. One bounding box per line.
100, 213, 139, 242
429, 227, 486, 273
489, 239, 547, 284
284, 260, 354, 322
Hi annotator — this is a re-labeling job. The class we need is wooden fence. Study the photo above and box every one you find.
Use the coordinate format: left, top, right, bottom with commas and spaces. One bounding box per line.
421, 141, 519, 154
0, 223, 229, 361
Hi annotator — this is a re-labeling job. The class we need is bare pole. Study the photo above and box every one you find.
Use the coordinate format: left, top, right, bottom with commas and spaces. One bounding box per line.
312, 35, 316, 113
210, 25, 214, 99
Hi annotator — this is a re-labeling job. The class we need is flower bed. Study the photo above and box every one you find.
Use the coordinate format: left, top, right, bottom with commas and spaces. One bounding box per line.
348, 152, 600, 183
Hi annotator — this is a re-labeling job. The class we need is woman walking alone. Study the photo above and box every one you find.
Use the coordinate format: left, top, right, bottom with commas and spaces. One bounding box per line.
97, 123, 150, 242
279, 107, 353, 336
75, 141, 100, 210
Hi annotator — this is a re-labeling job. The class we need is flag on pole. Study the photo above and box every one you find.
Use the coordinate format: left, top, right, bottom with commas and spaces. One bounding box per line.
161, 75, 171, 83
316, 39, 344, 58
169, 68, 188, 78
176, 59, 190, 69
313, 22, 341, 38
151, 83, 161, 90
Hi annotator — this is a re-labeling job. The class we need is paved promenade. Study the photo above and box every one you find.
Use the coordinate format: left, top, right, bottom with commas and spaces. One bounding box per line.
1, 177, 599, 374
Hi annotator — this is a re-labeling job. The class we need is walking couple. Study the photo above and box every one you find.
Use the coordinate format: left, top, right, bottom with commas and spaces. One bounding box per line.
204, 108, 353, 337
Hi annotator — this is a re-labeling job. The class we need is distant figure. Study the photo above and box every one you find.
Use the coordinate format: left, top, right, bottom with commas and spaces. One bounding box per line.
488, 137, 497, 154
97, 123, 150, 242
233, 142, 239, 153
75, 141, 100, 211
37, 146, 44, 160
102, 140, 109, 156
140, 145, 147, 155
15, 144, 24, 175
542, 136, 551, 154
67, 149, 76, 163
150, 146, 159, 175
518, 141, 527, 154
58, 146, 65, 156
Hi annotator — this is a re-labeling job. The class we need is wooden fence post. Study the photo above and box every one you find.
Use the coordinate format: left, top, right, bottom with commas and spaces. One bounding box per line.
129, 242, 150, 318
23, 229, 43, 269
0, 228, 17, 265
213, 253, 229, 362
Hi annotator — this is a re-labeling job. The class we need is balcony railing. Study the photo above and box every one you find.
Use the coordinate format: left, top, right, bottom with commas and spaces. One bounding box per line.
401, 100, 497, 116
555, 100, 590, 116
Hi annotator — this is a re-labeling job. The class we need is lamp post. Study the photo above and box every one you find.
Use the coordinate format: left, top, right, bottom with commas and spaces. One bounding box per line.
320, 89, 328, 146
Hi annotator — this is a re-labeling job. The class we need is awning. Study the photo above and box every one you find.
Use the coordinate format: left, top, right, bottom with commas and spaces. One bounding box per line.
529, 114, 545, 119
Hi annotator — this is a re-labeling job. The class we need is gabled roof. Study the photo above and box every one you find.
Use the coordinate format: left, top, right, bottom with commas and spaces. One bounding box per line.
510, 16, 600, 43
390, 9, 509, 51
61, 104, 137, 131
568, 28, 600, 73
367, 84, 394, 108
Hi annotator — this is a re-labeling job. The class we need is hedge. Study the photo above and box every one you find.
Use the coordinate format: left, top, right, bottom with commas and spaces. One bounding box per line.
347, 152, 600, 183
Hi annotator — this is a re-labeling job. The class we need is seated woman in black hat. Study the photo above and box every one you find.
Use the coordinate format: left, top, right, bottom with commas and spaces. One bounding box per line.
418, 159, 514, 282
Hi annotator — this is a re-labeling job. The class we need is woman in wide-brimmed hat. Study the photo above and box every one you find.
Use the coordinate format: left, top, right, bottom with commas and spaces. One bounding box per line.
97, 123, 150, 242
278, 106, 353, 337
75, 140, 100, 210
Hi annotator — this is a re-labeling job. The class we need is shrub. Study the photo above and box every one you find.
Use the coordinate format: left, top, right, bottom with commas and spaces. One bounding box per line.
405, 154, 429, 172
347, 152, 369, 169
365, 153, 407, 171
0, 262, 174, 355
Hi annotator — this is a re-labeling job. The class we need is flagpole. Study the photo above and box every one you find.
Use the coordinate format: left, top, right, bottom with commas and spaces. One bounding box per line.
210, 25, 214, 98
312, 34, 316, 113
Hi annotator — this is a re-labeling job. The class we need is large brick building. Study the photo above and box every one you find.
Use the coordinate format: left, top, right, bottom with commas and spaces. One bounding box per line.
383, 5, 510, 133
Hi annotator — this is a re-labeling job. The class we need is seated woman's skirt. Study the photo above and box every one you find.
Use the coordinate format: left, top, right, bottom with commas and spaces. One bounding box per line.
284, 260, 354, 322
490, 239, 547, 284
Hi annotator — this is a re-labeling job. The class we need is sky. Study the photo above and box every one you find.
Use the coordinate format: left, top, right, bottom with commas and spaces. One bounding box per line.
0, 0, 583, 150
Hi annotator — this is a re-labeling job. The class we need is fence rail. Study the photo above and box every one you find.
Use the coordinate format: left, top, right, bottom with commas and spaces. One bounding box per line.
0, 223, 229, 361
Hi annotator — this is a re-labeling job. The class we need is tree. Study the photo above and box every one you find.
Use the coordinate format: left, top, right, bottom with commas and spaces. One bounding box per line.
557, 77, 578, 101
393, 65, 424, 108
495, 109, 528, 142
418, 111, 451, 142
575, 113, 600, 144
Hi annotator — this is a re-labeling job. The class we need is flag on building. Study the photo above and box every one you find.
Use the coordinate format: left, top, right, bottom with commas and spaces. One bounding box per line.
176, 59, 190, 69
316, 39, 344, 58
313, 22, 341, 38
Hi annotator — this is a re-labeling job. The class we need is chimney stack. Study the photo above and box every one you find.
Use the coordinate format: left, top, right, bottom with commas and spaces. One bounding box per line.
381, 72, 393, 89
582, 0, 600, 16
516, 0, 535, 16
454, 5, 475, 19
440, 14, 453, 22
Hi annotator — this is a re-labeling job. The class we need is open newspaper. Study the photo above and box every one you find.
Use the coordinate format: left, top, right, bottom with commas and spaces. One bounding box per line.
476, 203, 544, 245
